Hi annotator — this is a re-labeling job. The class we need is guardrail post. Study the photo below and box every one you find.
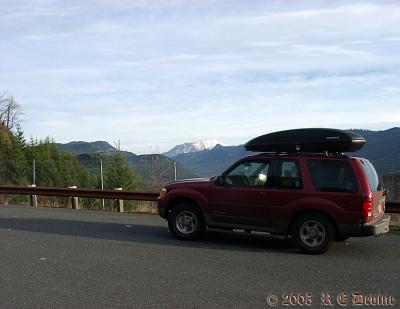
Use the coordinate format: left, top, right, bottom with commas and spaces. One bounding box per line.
68, 186, 79, 210
28, 184, 38, 207
114, 188, 124, 213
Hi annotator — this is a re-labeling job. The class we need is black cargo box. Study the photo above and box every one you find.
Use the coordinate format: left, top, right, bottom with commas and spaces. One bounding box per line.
244, 128, 366, 153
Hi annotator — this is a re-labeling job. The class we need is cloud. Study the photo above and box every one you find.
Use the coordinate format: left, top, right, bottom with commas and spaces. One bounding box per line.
2, 0, 80, 21
223, 3, 400, 24
283, 44, 375, 60
87, 0, 202, 10
18, 33, 73, 41
1, 0, 399, 153
382, 37, 400, 42
245, 41, 286, 47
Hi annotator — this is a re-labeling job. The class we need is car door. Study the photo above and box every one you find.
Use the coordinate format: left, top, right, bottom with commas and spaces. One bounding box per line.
268, 159, 305, 223
207, 159, 275, 227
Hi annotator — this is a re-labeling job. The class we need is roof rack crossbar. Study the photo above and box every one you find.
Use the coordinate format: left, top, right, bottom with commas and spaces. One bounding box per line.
252, 152, 349, 158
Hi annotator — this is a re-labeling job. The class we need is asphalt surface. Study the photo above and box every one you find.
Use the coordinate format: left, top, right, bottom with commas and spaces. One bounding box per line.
0, 205, 398, 309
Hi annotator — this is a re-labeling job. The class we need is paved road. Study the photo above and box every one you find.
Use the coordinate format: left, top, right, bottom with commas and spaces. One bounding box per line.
0, 205, 398, 309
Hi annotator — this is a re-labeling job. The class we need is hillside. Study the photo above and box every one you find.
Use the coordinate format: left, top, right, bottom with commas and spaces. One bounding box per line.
58, 141, 198, 184
128, 154, 198, 185
351, 127, 400, 174
57, 141, 117, 155
173, 144, 250, 177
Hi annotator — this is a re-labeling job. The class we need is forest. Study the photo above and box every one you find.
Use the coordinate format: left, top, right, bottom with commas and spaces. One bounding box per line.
0, 92, 153, 211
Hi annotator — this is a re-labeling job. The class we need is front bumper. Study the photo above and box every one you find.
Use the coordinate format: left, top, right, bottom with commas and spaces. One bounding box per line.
362, 214, 390, 236
157, 200, 167, 219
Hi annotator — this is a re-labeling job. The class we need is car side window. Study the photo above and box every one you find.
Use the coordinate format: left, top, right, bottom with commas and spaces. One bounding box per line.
224, 161, 270, 187
308, 159, 358, 193
277, 160, 302, 189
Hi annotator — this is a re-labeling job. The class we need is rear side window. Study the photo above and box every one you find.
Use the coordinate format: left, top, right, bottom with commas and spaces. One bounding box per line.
359, 159, 380, 192
277, 160, 302, 189
308, 160, 358, 193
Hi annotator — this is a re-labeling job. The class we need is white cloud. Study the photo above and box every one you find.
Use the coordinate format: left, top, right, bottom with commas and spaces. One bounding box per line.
284, 44, 375, 60
1, 0, 399, 153
245, 41, 286, 47
92, 0, 196, 8
382, 37, 400, 42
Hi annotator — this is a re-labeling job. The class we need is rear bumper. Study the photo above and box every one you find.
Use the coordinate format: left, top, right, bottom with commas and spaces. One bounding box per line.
362, 214, 390, 236
337, 214, 390, 237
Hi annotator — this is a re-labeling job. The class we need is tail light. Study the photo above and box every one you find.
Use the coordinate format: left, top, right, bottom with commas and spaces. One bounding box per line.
362, 197, 373, 222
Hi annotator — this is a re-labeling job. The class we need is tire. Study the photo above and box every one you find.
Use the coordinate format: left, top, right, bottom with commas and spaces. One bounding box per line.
291, 212, 335, 255
168, 203, 205, 240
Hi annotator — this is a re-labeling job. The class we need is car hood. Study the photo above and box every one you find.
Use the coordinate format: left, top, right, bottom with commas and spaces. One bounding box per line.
165, 178, 213, 189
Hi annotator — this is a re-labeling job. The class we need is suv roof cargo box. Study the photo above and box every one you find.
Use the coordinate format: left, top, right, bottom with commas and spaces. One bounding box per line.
245, 128, 366, 153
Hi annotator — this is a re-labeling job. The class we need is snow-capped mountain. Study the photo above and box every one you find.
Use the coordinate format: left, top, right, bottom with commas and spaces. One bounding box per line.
164, 140, 227, 158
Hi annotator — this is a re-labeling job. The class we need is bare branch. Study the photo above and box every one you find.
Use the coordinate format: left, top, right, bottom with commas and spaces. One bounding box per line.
0, 93, 23, 130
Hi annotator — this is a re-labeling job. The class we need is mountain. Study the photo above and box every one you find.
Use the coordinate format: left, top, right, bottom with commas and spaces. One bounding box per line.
58, 127, 400, 181
57, 141, 117, 155
57, 141, 198, 184
164, 139, 227, 158
350, 127, 400, 174
173, 144, 250, 177
127, 154, 198, 185
173, 128, 400, 177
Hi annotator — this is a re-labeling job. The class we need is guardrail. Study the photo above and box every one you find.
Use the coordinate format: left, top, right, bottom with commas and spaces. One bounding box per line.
0, 185, 159, 201
0, 185, 398, 213
0, 185, 159, 212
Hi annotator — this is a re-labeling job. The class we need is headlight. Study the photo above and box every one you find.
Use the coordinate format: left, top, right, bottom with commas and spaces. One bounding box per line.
159, 188, 167, 199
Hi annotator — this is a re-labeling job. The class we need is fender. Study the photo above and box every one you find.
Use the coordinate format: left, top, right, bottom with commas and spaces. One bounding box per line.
163, 187, 208, 212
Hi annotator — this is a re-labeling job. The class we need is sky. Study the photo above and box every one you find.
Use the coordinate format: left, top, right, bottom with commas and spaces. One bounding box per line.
1, 0, 400, 154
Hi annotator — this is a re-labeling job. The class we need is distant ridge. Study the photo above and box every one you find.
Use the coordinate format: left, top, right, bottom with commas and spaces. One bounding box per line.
57, 141, 198, 182
57, 141, 117, 155
57, 127, 400, 179
350, 127, 400, 174
172, 128, 400, 177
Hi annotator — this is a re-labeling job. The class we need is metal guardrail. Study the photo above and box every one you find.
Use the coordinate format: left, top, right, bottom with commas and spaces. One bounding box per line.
0, 185, 398, 213
0, 185, 159, 201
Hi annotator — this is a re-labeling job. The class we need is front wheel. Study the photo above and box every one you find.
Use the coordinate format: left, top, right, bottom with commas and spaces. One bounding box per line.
291, 212, 335, 255
168, 203, 205, 240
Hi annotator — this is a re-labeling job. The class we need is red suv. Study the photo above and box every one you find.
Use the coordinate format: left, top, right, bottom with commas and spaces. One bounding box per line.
157, 130, 390, 254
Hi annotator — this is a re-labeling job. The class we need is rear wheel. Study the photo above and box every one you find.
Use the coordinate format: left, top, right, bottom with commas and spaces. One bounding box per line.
291, 212, 335, 255
168, 203, 205, 240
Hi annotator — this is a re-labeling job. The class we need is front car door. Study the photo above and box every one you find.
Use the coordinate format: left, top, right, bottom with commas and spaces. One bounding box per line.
206, 159, 275, 227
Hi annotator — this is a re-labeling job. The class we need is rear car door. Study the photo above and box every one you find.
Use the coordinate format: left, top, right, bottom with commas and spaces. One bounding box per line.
268, 159, 305, 226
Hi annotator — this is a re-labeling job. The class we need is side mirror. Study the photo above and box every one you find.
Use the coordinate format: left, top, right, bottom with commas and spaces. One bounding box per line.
215, 176, 225, 186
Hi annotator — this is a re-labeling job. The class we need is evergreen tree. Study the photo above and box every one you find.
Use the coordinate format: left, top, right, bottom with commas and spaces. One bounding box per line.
104, 152, 140, 190
7, 125, 29, 184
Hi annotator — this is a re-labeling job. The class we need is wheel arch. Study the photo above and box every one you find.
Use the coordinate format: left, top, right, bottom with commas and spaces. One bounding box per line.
166, 196, 201, 219
289, 209, 339, 239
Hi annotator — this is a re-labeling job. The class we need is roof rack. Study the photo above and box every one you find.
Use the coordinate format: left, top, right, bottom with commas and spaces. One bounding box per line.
245, 128, 365, 153
250, 152, 349, 158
